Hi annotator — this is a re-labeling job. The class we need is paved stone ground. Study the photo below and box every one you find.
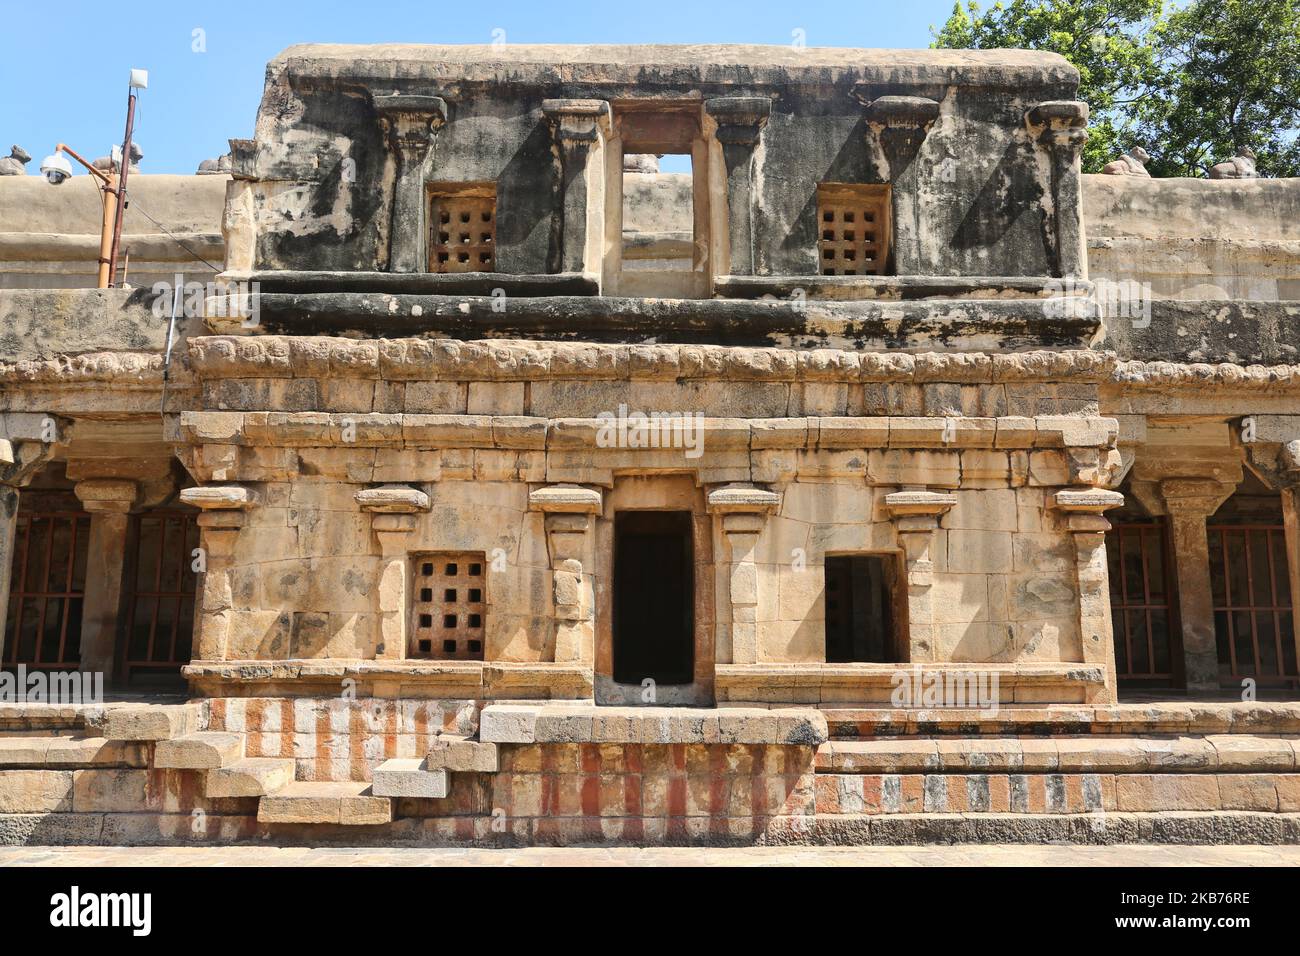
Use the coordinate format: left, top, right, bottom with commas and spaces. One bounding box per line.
1, 845, 1297, 866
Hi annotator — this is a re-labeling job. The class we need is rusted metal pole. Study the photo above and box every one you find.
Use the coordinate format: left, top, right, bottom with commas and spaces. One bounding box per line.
106, 87, 138, 287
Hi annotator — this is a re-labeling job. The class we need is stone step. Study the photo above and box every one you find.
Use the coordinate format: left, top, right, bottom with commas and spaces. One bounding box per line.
815, 771, 1300, 815
422, 735, 498, 773
817, 735, 1300, 774
372, 758, 449, 798
87, 702, 207, 742
155, 732, 244, 770
257, 781, 392, 825
205, 758, 295, 798
823, 702, 1300, 739
0, 736, 146, 768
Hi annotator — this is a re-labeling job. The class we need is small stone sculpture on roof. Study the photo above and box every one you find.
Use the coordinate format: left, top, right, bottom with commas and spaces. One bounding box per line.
0, 145, 31, 176
1207, 146, 1257, 179
1101, 146, 1151, 177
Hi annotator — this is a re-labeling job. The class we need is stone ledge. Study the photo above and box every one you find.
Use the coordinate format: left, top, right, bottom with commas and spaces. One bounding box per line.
479, 703, 828, 746
183, 660, 593, 700
256, 781, 391, 825
717, 663, 1108, 705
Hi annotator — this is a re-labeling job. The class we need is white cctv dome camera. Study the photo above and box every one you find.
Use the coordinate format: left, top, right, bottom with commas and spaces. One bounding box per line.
39, 151, 73, 185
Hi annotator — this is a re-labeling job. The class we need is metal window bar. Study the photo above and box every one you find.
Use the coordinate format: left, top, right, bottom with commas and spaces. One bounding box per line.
120, 511, 199, 681
3, 512, 90, 668
1209, 524, 1297, 687
1106, 521, 1178, 683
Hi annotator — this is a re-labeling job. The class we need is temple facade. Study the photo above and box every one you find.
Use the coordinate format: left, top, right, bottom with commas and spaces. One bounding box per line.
2, 44, 1300, 846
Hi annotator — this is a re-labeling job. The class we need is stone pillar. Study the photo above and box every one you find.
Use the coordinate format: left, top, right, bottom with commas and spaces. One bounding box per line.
356, 485, 431, 660
179, 485, 259, 662
703, 97, 771, 276
707, 484, 780, 664
74, 479, 138, 681
1054, 489, 1126, 703
0, 483, 17, 664
529, 484, 602, 663
374, 94, 449, 274
1025, 101, 1089, 279
1283, 488, 1300, 665
0, 425, 57, 663
1160, 478, 1237, 692
884, 490, 957, 664
543, 99, 611, 276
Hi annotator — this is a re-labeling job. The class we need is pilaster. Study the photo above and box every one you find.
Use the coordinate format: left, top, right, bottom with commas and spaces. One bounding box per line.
884, 490, 956, 664
529, 484, 603, 663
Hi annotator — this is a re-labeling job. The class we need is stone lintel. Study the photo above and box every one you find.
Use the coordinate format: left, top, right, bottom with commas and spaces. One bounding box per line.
706, 485, 780, 515
884, 490, 957, 518
529, 484, 602, 514
181, 485, 259, 511
355, 484, 430, 513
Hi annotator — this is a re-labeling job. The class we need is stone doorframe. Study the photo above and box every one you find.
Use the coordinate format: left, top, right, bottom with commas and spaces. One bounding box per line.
592, 474, 715, 707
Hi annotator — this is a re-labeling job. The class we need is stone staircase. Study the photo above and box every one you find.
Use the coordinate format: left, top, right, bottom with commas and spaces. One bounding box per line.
807, 704, 1300, 843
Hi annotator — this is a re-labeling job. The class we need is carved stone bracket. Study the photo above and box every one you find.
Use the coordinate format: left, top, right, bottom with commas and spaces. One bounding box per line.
543, 99, 611, 276
1025, 100, 1089, 280
856, 93, 940, 181
884, 490, 956, 663
374, 93, 450, 274
704, 97, 772, 276
356, 484, 431, 660
708, 484, 780, 665
530, 483, 603, 662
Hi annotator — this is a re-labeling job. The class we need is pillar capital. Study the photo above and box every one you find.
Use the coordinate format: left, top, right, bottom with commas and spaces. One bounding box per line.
355, 484, 430, 514
1159, 478, 1236, 517
704, 96, 771, 147
74, 478, 137, 514
542, 99, 611, 146
706, 484, 780, 516
529, 484, 603, 515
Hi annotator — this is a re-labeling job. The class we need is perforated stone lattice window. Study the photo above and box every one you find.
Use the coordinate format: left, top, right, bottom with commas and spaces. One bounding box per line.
816, 183, 891, 276
410, 553, 486, 660
428, 186, 496, 273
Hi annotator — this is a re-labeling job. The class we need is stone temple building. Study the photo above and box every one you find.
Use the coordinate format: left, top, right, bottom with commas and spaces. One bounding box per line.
2, 44, 1300, 846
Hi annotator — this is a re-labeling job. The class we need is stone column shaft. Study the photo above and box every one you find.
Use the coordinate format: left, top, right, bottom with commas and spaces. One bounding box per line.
885, 491, 957, 664
375, 95, 448, 274
544, 100, 610, 276
704, 97, 770, 276
0, 485, 17, 664
74, 479, 137, 680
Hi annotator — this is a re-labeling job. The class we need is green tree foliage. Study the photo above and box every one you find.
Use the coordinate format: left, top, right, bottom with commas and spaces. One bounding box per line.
1135, 0, 1300, 176
932, 0, 1164, 171
931, 0, 1300, 177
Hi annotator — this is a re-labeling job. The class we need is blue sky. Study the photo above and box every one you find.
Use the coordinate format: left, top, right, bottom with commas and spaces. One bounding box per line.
0, 0, 961, 175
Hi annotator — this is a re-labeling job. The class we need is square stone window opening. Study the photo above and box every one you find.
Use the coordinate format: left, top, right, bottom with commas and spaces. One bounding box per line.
409, 552, 487, 660
427, 183, 496, 274
824, 552, 906, 663
816, 183, 892, 276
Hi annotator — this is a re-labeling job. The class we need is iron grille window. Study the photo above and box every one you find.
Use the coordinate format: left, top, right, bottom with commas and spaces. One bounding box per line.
410, 553, 486, 660
816, 183, 891, 276
3, 512, 90, 668
1208, 525, 1297, 686
121, 511, 199, 681
1106, 521, 1179, 684
428, 185, 496, 273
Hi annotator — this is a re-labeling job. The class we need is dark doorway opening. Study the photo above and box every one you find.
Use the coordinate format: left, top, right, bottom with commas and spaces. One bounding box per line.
613, 510, 693, 685
825, 554, 902, 663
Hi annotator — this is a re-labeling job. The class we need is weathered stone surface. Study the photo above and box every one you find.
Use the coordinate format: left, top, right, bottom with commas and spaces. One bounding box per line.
154, 732, 244, 770
204, 758, 295, 798
371, 759, 449, 798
